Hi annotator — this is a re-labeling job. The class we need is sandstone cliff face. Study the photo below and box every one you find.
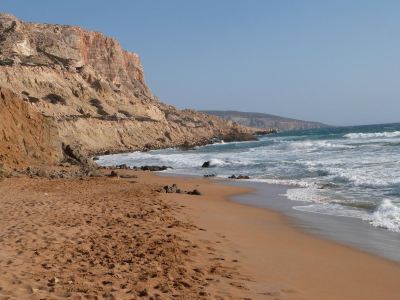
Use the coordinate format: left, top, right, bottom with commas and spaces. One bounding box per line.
0, 13, 149, 96
0, 87, 62, 168
0, 13, 253, 163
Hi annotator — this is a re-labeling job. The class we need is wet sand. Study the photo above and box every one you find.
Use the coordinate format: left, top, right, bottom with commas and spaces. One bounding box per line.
227, 181, 400, 263
154, 173, 400, 300
1, 170, 400, 299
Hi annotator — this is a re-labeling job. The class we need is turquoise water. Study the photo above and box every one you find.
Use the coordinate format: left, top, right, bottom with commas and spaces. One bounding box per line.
98, 123, 400, 233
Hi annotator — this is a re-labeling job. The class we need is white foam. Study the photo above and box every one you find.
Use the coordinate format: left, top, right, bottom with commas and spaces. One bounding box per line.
285, 186, 326, 203
249, 178, 313, 188
286, 140, 353, 151
344, 131, 400, 139
364, 199, 400, 232
294, 203, 370, 219
207, 158, 228, 167
326, 166, 400, 188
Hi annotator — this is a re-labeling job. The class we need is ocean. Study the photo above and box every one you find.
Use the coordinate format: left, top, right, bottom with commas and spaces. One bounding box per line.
97, 123, 400, 233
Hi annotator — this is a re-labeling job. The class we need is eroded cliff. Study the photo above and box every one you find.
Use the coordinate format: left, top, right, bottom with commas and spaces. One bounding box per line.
0, 13, 253, 166
0, 87, 62, 169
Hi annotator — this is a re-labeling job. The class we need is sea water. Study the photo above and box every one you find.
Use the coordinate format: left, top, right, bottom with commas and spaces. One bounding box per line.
97, 123, 400, 233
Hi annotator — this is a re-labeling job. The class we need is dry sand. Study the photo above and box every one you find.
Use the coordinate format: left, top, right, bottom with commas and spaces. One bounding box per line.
1, 169, 400, 299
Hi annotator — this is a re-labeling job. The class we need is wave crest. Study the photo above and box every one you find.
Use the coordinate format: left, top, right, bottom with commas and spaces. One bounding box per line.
286, 140, 353, 151
364, 199, 400, 232
206, 158, 228, 167
344, 131, 400, 139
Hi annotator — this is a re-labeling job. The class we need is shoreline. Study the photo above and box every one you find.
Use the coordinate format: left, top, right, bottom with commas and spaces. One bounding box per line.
160, 172, 400, 263
154, 171, 400, 299
227, 180, 400, 264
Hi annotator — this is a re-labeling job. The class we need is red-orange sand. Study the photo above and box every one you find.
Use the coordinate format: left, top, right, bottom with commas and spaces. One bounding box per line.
0, 169, 399, 299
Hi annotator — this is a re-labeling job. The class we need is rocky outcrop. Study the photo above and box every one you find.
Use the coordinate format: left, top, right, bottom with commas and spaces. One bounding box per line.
0, 13, 255, 164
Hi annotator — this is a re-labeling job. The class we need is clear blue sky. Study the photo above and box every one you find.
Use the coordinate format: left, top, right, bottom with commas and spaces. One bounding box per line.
2, 0, 400, 125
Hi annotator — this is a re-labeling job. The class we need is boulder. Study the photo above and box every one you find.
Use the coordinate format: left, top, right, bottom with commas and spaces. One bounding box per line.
62, 144, 96, 169
201, 161, 211, 168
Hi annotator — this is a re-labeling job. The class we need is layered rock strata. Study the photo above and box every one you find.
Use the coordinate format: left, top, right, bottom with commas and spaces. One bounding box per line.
0, 13, 254, 167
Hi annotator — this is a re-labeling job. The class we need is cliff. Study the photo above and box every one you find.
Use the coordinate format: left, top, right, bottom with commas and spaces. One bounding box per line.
0, 87, 62, 169
202, 110, 329, 131
0, 13, 254, 167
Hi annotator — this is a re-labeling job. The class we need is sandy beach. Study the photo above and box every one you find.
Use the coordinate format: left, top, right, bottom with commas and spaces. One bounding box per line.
2, 4, 400, 300
0, 169, 399, 300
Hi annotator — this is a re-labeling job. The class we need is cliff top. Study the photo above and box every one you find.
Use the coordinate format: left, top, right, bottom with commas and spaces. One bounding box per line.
0, 12, 149, 96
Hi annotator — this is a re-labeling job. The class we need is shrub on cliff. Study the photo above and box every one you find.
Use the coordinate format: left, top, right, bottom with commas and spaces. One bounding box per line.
89, 98, 109, 116
118, 110, 133, 118
43, 93, 66, 105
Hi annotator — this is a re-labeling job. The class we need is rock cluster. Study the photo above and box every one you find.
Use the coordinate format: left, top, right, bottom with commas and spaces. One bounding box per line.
100, 165, 171, 172
159, 184, 202, 196
228, 175, 250, 180
140, 165, 170, 172
203, 174, 216, 178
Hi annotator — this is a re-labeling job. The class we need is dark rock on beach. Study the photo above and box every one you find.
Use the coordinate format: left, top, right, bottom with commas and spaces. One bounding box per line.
202, 161, 211, 168
163, 184, 178, 193
62, 144, 96, 169
116, 164, 129, 169
188, 189, 202, 195
159, 184, 201, 196
140, 165, 170, 171
109, 170, 118, 177
228, 175, 250, 180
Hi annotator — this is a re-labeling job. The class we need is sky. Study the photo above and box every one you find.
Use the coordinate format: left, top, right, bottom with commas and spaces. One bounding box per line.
2, 0, 400, 126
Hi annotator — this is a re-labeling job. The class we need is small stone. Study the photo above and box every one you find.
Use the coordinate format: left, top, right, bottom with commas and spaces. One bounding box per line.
137, 288, 148, 297
188, 189, 201, 195
48, 277, 59, 286
109, 170, 118, 177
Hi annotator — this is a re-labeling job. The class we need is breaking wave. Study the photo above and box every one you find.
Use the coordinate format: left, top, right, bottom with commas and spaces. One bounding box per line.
286, 140, 353, 151
364, 199, 400, 232
344, 131, 400, 139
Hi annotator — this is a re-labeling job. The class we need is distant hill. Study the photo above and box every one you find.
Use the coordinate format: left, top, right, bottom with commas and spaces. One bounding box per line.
201, 110, 329, 131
